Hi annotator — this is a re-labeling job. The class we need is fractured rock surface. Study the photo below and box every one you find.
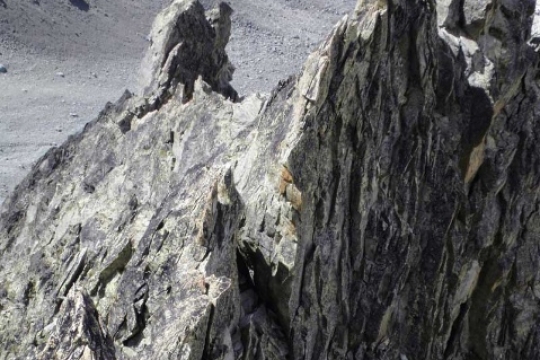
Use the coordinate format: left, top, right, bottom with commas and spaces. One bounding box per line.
1, 0, 540, 359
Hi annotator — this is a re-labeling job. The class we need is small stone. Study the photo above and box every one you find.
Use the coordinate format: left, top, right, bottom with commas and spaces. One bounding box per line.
70, 113, 79, 118
56, 72, 65, 78
0, 64, 7, 73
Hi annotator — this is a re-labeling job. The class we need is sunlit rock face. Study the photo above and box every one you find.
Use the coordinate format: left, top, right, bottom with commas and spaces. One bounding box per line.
1, 0, 540, 359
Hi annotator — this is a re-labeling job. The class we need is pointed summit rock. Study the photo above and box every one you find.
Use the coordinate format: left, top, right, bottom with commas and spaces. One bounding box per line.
38, 287, 116, 360
139, 0, 238, 103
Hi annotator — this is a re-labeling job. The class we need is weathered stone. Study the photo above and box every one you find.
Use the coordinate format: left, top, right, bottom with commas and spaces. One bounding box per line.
1, 0, 540, 359
38, 286, 117, 360
139, 0, 238, 103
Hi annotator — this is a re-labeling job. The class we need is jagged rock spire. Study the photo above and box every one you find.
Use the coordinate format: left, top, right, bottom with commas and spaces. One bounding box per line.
38, 287, 116, 360
139, 0, 238, 103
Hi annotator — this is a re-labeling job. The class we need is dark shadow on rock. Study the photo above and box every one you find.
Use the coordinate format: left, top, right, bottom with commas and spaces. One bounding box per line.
0, 0, 6, 9
69, 0, 89, 11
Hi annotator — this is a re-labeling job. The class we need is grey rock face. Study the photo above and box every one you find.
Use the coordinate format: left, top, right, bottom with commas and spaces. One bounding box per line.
38, 287, 117, 360
139, 0, 238, 102
1, 0, 540, 359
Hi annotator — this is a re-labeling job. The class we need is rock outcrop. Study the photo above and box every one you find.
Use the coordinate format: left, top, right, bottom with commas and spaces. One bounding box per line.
139, 0, 238, 103
1, 0, 540, 359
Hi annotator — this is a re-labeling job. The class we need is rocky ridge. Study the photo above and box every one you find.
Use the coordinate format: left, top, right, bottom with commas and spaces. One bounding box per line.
1, 0, 540, 359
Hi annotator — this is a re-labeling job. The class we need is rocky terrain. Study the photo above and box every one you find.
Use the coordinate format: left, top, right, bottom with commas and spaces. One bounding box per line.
1, 0, 540, 359
0, 0, 353, 204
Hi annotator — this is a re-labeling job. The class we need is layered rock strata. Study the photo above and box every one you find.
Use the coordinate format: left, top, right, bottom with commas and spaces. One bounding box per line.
1, 0, 540, 359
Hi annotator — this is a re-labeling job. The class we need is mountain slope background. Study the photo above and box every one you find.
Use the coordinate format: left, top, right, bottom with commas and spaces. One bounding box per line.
0, 0, 354, 204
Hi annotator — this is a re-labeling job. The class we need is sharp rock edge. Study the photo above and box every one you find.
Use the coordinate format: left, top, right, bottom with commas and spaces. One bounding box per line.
1, 0, 540, 359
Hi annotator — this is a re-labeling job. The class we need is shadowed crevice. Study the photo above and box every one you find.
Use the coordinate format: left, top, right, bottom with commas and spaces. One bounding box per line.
69, 0, 89, 11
